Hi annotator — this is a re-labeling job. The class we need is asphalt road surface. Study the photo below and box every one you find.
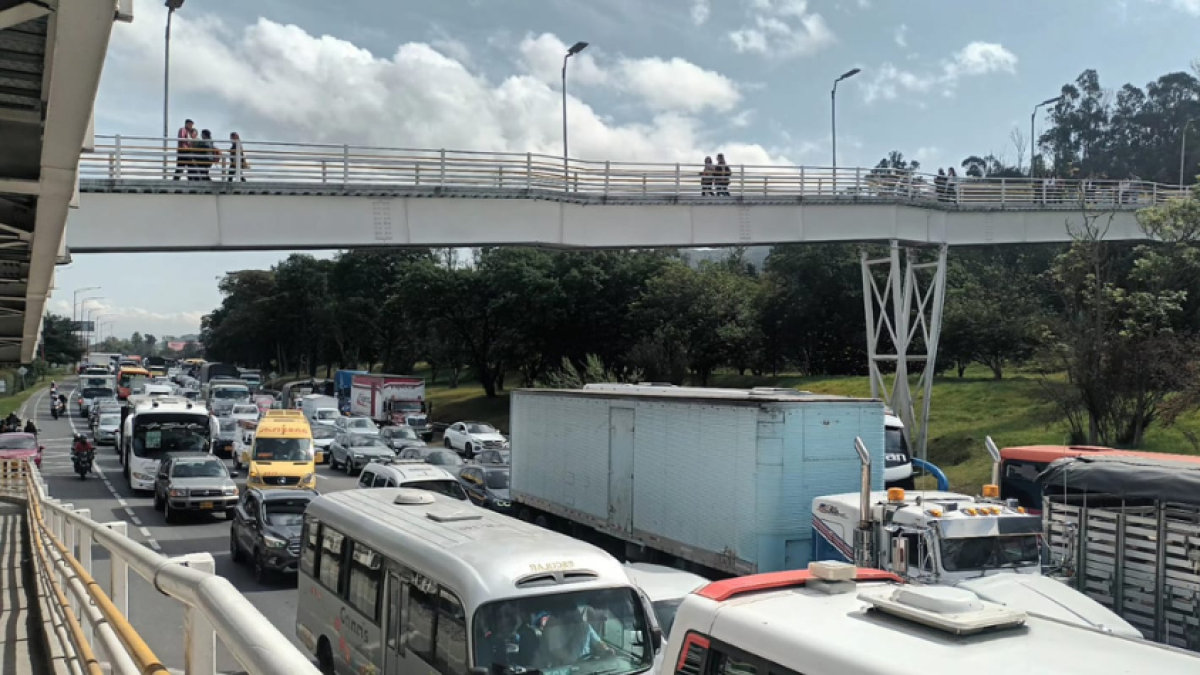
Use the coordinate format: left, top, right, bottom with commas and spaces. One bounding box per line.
31, 377, 360, 672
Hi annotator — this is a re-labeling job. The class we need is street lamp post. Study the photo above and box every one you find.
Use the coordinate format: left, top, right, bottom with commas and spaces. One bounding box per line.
1182, 118, 1196, 188
73, 287, 99, 354
562, 41, 589, 188
1030, 96, 1062, 177
831, 68, 861, 175
164, 0, 186, 175
80, 298, 105, 357
90, 314, 108, 353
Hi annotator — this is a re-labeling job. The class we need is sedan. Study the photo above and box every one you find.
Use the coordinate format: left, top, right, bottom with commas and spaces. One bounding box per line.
329, 433, 393, 475
153, 453, 240, 523
0, 433, 42, 469
379, 425, 425, 453
335, 415, 379, 436
458, 465, 513, 514
90, 399, 120, 429
476, 448, 511, 466
397, 446, 466, 471
230, 487, 317, 582
94, 412, 122, 446
443, 421, 507, 459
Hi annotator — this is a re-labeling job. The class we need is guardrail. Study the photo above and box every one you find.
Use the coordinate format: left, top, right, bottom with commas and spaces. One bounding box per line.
0, 458, 319, 675
79, 135, 1196, 209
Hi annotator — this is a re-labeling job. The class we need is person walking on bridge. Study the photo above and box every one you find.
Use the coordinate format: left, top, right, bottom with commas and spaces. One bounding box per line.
174, 119, 195, 180
225, 132, 248, 182
715, 153, 731, 196
700, 156, 715, 196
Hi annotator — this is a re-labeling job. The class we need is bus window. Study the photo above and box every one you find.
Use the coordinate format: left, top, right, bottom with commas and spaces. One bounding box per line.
301, 516, 319, 576
320, 528, 346, 592
348, 543, 383, 621
407, 578, 437, 663
436, 590, 468, 675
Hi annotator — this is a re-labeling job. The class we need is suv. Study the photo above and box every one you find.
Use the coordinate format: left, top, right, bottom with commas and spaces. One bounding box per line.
379, 425, 425, 453
153, 454, 240, 523
229, 487, 318, 582
356, 460, 468, 501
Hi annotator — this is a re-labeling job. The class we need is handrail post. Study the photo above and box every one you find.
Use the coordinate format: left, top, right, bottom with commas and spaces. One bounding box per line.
415, 164, 421, 186
855, 167, 862, 195
342, 145, 349, 186
103, 521, 129, 618
76, 509, 93, 650
799, 166, 805, 196
114, 134, 123, 181
604, 161, 610, 197
320, 161, 327, 184
440, 149, 446, 187
526, 153, 532, 189
1153, 182, 1159, 204
179, 553, 217, 675
1001, 177, 1006, 206
675, 163, 681, 197
499, 166, 505, 189
642, 174, 647, 196
739, 166, 745, 196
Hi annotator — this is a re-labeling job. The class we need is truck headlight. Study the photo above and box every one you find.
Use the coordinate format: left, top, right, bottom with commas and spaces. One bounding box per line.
494, 499, 512, 508
168, 488, 188, 497
223, 486, 238, 496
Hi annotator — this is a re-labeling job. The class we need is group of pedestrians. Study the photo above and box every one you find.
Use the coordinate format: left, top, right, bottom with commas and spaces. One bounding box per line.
934, 167, 959, 202
173, 119, 249, 182
701, 153, 731, 196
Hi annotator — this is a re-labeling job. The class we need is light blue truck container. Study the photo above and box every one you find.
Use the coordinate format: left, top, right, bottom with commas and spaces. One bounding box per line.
509, 385, 886, 576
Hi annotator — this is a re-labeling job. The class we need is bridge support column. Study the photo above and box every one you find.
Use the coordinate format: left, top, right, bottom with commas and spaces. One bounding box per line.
861, 241, 948, 464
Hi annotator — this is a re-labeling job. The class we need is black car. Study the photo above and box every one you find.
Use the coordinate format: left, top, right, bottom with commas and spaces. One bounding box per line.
458, 465, 513, 514
229, 487, 319, 582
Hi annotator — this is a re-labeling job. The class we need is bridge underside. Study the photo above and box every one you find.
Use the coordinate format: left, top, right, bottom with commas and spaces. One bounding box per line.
66, 186, 1148, 253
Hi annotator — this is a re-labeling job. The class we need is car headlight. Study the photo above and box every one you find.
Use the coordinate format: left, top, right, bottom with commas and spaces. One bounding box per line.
300, 473, 316, 486
263, 535, 288, 549
132, 472, 153, 481
223, 486, 238, 496
168, 488, 188, 497
494, 499, 512, 508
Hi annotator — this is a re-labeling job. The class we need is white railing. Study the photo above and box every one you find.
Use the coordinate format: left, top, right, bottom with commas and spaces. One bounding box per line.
79, 135, 1195, 209
0, 459, 319, 675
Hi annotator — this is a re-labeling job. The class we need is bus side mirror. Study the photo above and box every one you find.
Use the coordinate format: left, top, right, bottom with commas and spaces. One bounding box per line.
651, 626, 663, 652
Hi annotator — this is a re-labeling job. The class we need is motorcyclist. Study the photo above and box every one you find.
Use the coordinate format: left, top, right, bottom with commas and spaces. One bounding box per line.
73, 434, 93, 454
23, 419, 37, 437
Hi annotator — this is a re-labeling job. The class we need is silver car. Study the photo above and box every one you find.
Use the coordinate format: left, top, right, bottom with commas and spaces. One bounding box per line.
329, 433, 393, 475
94, 412, 122, 445
152, 453, 240, 523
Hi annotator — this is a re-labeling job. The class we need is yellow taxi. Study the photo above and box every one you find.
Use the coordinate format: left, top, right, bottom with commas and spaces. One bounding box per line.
242, 410, 317, 490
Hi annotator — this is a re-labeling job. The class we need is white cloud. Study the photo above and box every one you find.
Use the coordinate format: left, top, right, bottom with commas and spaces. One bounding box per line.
49, 299, 205, 337
1168, 0, 1200, 15
691, 0, 711, 25
862, 41, 1018, 104
729, 109, 756, 128
893, 24, 908, 48
102, 7, 783, 167
943, 42, 1018, 79
728, 0, 836, 58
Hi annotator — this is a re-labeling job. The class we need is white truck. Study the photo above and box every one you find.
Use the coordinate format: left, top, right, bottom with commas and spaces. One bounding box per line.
509, 384, 890, 577
349, 374, 432, 438
300, 394, 339, 427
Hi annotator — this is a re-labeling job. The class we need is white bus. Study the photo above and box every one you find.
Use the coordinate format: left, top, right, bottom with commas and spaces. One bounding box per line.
297, 488, 660, 675
121, 396, 218, 491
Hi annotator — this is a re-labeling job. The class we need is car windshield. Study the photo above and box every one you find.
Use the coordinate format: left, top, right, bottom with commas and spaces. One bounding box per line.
651, 599, 685, 639
82, 387, 113, 398
349, 436, 387, 450
467, 423, 496, 434
213, 387, 250, 399
405, 479, 468, 501
254, 438, 313, 462
264, 499, 309, 527
427, 451, 464, 466
348, 418, 376, 430
172, 460, 227, 478
485, 470, 510, 490
940, 535, 1040, 572
317, 410, 338, 420
473, 587, 652, 675
312, 426, 336, 439
99, 415, 120, 426
0, 435, 35, 450
391, 428, 418, 440
232, 406, 258, 416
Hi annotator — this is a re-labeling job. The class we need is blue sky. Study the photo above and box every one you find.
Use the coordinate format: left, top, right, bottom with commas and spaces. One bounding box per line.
55, 0, 1200, 338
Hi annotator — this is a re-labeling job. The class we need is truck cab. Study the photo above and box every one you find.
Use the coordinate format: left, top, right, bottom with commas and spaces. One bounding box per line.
812, 487, 1043, 584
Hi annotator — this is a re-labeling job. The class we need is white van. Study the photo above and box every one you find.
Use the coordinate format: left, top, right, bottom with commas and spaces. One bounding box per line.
355, 460, 469, 501
296, 489, 660, 675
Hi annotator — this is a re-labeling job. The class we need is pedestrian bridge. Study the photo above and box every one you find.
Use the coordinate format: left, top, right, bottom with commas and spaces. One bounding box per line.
65, 135, 1187, 253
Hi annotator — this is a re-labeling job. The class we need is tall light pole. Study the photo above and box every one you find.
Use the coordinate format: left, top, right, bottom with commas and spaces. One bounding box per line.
562, 41, 589, 185
90, 314, 108, 352
81, 298, 105, 356
1182, 118, 1196, 188
1031, 96, 1062, 177
831, 68, 861, 172
73, 287, 99, 355
164, 0, 186, 173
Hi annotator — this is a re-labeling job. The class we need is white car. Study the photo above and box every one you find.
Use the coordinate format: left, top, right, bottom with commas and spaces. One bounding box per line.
230, 404, 260, 426
623, 563, 709, 641
334, 415, 379, 436
442, 421, 507, 459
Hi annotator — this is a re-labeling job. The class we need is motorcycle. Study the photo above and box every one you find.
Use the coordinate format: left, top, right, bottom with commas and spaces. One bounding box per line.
72, 443, 95, 480
51, 400, 62, 420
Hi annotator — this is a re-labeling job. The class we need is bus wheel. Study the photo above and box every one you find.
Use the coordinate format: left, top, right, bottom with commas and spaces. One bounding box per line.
316, 638, 335, 675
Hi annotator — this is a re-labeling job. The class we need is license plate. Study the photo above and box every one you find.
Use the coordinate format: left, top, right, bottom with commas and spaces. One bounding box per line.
200, 502, 214, 509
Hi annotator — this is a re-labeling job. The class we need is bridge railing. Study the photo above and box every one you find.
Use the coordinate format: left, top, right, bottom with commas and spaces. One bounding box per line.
0, 458, 319, 675
80, 135, 1195, 208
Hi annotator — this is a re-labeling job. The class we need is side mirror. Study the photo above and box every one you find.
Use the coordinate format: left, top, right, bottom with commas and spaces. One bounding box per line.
651, 627, 663, 652
230, 469, 240, 478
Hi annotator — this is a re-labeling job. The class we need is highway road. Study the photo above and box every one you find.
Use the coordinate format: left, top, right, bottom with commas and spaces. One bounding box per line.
29, 377, 360, 672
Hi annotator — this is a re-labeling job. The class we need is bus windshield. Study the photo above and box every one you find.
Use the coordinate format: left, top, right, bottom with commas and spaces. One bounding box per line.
131, 416, 211, 459
214, 387, 251, 399
473, 587, 653, 675
254, 437, 313, 462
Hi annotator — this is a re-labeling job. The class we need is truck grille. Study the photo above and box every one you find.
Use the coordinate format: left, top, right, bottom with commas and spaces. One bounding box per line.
189, 489, 223, 498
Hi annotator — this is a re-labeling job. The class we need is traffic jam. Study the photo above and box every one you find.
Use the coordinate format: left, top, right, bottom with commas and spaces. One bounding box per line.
38, 354, 1200, 674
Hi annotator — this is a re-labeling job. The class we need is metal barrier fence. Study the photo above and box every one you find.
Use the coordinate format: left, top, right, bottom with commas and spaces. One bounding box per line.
0, 458, 319, 675
79, 135, 1197, 209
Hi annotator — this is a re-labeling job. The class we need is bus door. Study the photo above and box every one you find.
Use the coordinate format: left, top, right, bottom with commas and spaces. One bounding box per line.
383, 570, 409, 675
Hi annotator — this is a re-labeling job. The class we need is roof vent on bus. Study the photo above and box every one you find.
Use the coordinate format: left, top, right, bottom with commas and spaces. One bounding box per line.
857, 585, 1026, 636
393, 490, 436, 506
426, 510, 483, 523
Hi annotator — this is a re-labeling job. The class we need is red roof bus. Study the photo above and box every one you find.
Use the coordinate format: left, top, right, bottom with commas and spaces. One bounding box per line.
1000, 445, 1200, 512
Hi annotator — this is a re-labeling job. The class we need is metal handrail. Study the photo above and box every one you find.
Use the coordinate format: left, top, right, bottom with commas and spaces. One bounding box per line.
2, 458, 319, 675
80, 134, 1193, 209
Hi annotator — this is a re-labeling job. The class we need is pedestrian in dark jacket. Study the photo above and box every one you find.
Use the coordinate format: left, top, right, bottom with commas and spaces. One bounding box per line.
700, 156, 715, 196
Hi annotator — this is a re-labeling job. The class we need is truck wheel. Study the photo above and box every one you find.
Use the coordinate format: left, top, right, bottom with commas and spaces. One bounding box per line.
534, 514, 552, 529
444, 437, 452, 449
517, 508, 534, 522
